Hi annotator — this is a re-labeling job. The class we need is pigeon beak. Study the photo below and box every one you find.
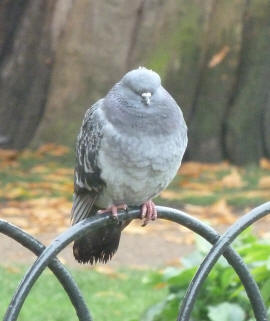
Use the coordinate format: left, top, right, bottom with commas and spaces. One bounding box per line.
141, 92, 152, 105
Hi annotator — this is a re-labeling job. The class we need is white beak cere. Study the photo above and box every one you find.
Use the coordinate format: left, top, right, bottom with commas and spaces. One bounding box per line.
141, 92, 152, 105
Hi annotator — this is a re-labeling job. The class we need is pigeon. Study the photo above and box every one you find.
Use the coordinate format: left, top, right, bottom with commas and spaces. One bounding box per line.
71, 67, 188, 264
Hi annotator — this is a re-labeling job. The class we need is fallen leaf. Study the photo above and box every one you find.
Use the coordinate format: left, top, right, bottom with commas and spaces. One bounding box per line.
36, 143, 69, 156
185, 199, 236, 225
0, 159, 19, 168
208, 199, 235, 224
179, 190, 214, 197
6, 187, 30, 199
160, 190, 184, 199
208, 46, 230, 68
20, 149, 42, 160
0, 197, 71, 234
161, 187, 212, 199
24, 227, 40, 235
0, 149, 18, 161
30, 165, 50, 174
184, 204, 206, 216
180, 161, 230, 177
180, 181, 208, 191
258, 176, 270, 189
0, 207, 23, 216
179, 162, 206, 177
55, 168, 74, 175
220, 168, 244, 188
44, 173, 71, 183
260, 158, 270, 170
239, 190, 270, 198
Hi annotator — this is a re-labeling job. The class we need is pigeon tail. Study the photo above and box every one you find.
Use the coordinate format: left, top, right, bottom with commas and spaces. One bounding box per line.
73, 223, 122, 264
72, 192, 126, 264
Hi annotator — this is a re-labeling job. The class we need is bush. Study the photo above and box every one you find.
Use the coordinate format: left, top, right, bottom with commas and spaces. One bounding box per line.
141, 229, 270, 321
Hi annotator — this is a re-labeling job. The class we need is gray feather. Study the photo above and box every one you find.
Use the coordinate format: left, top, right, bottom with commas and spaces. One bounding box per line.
71, 193, 96, 225
71, 67, 188, 265
74, 99, 105, 196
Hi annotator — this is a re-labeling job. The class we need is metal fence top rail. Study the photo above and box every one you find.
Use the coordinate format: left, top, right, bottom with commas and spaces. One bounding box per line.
1, 202, 270, 321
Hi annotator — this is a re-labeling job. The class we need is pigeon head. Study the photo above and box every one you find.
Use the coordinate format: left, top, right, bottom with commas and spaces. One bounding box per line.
121, 67, 161, 106
103, 67, 184, 135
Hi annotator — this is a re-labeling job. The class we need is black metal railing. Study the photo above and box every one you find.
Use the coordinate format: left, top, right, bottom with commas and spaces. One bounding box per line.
1, 202, 270, 321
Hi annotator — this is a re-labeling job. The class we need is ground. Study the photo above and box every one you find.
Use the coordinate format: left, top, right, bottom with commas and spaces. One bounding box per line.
0, 144, 270, 269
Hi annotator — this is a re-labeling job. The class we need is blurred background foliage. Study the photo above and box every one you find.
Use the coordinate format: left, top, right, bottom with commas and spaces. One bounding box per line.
1, 0, 270, 164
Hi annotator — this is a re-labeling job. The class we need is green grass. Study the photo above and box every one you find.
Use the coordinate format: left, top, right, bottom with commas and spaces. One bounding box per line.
242, 165, 265, 188
0, 160, 56, 188
0, 265, 166, 321
179, 195, 220, 206
227, 196, 269, 208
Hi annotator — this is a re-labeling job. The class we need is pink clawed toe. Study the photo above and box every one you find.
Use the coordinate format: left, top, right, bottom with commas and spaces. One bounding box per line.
97, 204, 128, 217
97, 201, 157, 226
141, 200, 157, 226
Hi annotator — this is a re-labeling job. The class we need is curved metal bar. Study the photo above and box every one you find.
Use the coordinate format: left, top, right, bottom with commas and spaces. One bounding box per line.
177, 202, 270, 321
4, 206, 267, 321
0, 220, 92, 321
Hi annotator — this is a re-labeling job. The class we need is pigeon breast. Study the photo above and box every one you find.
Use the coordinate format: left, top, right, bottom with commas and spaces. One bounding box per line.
94, 70, 187, 208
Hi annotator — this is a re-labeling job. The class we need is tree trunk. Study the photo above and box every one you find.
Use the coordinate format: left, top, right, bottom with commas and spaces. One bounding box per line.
34, 0, 183, 146
0, 0, 72, 149
187, 0, 247, 162
1, 0, 270, 165
225, 0, 270, 164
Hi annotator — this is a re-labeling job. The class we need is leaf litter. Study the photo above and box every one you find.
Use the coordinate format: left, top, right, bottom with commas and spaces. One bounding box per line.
0, 146, 270, 246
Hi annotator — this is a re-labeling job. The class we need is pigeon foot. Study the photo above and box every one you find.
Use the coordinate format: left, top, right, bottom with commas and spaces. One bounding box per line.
97, 204, 128, 217
141, 200, 157, 226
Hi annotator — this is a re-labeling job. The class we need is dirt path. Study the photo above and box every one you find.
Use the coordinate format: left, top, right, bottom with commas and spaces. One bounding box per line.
0, 218, 231, 269
1, 209, 269, 269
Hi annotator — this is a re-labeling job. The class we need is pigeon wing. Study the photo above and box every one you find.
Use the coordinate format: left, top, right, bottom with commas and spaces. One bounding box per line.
71, 99, 105, 225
